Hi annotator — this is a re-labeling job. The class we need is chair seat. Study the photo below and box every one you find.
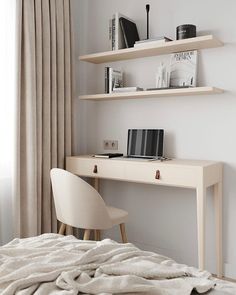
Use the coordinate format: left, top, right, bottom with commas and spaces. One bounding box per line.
106, 206, 128, 226
51, 168, 128, 242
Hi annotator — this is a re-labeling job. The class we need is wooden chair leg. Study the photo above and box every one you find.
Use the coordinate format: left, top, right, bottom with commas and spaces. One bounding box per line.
119, 223, 128, 243
97, 230, 101, 241
83, 229, 91, 240
94, 230, 101, 241
59, 223, 66, 235
66, 225, 73, 235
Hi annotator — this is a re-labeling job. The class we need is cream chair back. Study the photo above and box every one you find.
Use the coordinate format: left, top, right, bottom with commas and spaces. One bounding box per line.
50, 168, 112, 230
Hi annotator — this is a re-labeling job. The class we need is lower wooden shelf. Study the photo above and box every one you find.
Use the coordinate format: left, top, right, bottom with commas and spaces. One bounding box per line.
79, 87, 223, 101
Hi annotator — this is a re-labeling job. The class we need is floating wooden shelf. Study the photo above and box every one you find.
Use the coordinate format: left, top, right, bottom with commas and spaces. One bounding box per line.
79, 35, 223, 64
79, 87, 223, 101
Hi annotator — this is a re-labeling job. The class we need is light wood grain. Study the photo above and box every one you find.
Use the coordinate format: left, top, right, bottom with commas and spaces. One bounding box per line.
79, 35, 223, 64
66, 156, 221, 189
120, 223, 128, 243
79, 87, 223, 101
196, 186, 207, 272
66, 225, 73, 235
214, 180, 223, 278
94, 178, 99, 191
94, 230, 101, 241
83, 229, 91, 240
58, 223, 66, 235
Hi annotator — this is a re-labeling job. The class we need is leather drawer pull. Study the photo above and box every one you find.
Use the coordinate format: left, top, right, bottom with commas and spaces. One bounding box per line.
155, 170, 160, 180
93, 165, 98, 174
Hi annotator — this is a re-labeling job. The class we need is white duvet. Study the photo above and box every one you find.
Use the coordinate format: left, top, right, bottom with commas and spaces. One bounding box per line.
0, 234, 235, 295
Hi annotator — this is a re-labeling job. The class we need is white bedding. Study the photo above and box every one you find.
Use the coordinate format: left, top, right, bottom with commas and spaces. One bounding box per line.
0, 234, 235, 295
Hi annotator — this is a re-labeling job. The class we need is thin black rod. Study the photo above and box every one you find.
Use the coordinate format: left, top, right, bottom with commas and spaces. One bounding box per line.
146, 4, 150, 39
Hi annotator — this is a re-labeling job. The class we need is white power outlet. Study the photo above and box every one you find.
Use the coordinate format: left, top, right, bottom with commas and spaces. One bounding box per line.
103, 140, 118, 150
110, 140, 118, 150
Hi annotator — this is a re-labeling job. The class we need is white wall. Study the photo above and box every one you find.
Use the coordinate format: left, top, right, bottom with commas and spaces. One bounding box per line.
72, 0, 236, 278
0, 179, 13, 245
0, 0, 16, 246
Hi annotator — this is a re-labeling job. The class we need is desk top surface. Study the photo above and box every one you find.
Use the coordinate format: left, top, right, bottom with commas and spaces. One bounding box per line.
67, 155, 221, 168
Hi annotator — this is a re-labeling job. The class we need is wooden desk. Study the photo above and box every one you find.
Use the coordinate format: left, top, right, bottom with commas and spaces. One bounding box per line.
66, 155, 223, 277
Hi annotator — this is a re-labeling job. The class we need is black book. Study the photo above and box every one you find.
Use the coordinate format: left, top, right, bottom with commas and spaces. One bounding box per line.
119, 17, 140, 48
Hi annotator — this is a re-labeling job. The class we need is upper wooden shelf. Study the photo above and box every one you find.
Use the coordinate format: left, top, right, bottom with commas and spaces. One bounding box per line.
79, 87, 223, 101
79, 35, 223, 64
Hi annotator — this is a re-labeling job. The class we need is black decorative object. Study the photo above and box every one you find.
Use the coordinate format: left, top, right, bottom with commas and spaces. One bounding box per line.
119, 17, 140, 48
176, 24, 196, 40
146, 4, 150, 39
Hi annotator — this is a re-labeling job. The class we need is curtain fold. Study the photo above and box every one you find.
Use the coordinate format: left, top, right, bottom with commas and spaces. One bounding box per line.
15, 0, 73, 237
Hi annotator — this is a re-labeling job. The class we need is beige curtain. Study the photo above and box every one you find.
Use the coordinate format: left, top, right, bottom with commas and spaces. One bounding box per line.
15, 0, 73, 237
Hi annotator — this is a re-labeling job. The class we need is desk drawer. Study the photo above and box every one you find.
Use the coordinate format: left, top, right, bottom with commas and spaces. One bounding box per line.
125, 162, 199, 188
66, 158, 124, 180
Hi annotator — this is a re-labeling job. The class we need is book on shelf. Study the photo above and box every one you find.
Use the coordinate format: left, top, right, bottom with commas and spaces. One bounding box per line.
169, 50, 198, 87
113, 87, 143, 93
93, 153, 123, 158
105, 67, 110, 93
109, 13, 132, 50
108, 18, 113, 49
109, 68, 123, 93
119, 17, 140, 48
135, 36, 172, 44
134, 36, 172, 48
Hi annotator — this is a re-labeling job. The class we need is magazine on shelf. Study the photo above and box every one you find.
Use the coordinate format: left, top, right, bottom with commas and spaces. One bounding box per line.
109, 68, 123, 93
169, 50, 198, 87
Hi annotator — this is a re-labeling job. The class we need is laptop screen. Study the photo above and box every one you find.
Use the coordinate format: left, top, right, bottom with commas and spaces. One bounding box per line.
127, 129, 164, 158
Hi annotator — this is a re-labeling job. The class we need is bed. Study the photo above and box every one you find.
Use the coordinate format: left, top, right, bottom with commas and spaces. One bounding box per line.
0, 234, 235, 295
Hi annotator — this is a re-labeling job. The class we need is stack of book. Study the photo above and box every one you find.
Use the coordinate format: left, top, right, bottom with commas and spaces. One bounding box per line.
105, 67, 123, 93
113, 87, 143, 93
109, 12, 140, 50
108, 12, 173, 50
134, 36, 172, 48
93, 153, 123, 158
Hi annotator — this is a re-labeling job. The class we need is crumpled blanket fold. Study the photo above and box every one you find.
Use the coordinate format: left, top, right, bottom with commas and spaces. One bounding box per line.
0, 233, 233, 294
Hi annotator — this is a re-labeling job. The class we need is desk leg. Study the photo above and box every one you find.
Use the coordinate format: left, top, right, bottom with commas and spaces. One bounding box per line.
196, 186, 206, 271
93, 178, 102, 240
214, 181, 223, 278
94, 178, 99, 191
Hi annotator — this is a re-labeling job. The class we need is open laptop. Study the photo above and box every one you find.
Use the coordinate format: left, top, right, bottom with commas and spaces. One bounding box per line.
126, 129, 164, 159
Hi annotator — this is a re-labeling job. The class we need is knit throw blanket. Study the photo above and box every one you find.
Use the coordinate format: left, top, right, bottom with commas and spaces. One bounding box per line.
0, 234, 226, 294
